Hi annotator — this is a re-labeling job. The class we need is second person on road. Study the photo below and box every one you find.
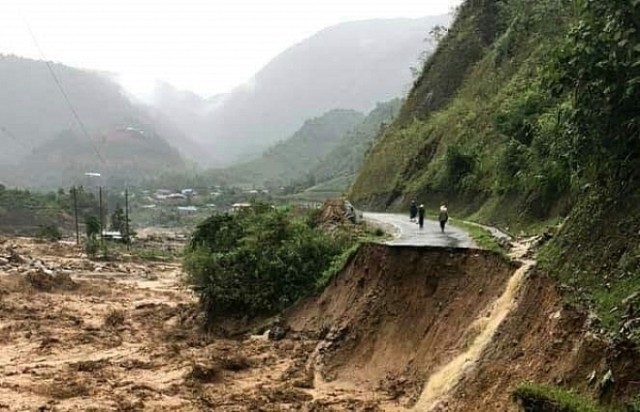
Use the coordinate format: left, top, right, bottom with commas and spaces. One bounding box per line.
418, 204, 425, 229
439, 204, 449, 233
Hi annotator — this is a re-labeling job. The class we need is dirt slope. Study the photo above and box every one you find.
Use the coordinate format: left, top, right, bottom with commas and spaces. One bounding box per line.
287, 243, 518, 407
444, 269, 640, 411
287, 242, 640, 411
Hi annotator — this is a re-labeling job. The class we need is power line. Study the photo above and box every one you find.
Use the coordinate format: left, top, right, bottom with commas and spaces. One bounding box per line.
23, 20, 108, 167
0, 126, 32, 152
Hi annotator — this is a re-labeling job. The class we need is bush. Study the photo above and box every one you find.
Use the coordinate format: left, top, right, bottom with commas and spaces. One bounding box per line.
184, 203, 352, 322
513, 382, 603, 412
36, 224, 62, 241
85, 238, 99, 258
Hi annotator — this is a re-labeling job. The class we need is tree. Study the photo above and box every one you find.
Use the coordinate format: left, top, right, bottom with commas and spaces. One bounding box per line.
85, 216, 100, 239
549, 0, 640, 182
110, 204, 127, 234
428, 25, 448, 46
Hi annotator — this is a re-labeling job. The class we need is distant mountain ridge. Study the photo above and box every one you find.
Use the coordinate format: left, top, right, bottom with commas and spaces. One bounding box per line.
0, 55, 195, 186
13, 127, 186, 188
202, 15, 449, 166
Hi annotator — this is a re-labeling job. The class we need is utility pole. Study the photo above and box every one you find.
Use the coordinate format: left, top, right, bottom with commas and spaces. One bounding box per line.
72, 186, 79, 245
99, 186, 104, 243
125, 187, 130, 251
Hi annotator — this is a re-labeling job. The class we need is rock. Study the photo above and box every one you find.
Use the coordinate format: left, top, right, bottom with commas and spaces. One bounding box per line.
622, 292, 640, 306
0, 257, 9, 266
268, 326, 287, 341
7, 249, 25, 264
599, 369, 614, 393
34, 260, 54, 276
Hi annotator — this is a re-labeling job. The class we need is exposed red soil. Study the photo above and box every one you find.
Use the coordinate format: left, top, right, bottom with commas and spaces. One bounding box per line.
287, 243, 640, 411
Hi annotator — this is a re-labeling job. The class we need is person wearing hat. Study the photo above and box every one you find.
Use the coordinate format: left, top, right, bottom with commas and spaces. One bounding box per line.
418, 204, 426, 229
438, 204, 449, 233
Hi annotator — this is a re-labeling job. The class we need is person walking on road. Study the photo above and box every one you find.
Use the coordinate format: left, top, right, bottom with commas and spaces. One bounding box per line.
409, 200, 418, 222
438, 204, 449, 233
418, 204, 426, 229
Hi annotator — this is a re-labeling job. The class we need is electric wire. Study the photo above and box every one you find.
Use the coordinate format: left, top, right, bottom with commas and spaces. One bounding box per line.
23, 20, 108, 167
0, 125, 32, 152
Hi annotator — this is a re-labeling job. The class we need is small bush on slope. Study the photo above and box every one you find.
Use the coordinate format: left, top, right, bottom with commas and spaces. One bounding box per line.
184, 203, 353, 322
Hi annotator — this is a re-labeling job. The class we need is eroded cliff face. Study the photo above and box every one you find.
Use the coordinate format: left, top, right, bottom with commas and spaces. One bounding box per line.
286, 243, 639, 410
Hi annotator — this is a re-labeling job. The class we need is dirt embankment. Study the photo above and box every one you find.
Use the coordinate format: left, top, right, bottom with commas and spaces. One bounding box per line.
287, 244, 518, 407
286, 243, 640, 411
445, 269, 640, 411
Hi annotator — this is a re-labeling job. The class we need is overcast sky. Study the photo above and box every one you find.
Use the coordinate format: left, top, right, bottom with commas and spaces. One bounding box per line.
0, 0, 461, 98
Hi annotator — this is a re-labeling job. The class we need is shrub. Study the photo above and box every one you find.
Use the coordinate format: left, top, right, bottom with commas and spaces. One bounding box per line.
36, 224, 62, 241
184, 203, 352, 322
85, 238, 99, 258
513, 382, 603, 412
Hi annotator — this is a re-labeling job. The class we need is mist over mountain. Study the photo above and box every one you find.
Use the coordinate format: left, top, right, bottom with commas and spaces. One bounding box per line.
0, 55, 197, 186
13, 127, 186, 188
201, 16, 448, 166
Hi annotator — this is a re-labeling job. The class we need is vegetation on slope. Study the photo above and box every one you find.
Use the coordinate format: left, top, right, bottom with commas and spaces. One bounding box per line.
0, 56, 142, 164
351, 0, 640, 347
0, 185, 98, 236
183, 203, 357, 322
19, 128, 185, 189
538, 0, 640, 343
513, 383, 604, 412
221, 109, 364, 187
351, 0, 574, 224
200, 16, 448, 165
308, 99, 402, 191
0, 56, 196, 187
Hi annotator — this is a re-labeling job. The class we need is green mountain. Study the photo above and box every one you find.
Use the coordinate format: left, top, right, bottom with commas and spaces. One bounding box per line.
307, 99, 402, 192
351, 0, 640, 350
202, 16, 449, 165
221, 109, 365, 186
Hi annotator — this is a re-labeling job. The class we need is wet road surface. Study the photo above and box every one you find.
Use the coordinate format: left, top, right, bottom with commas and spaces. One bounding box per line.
364, 212, 476, 248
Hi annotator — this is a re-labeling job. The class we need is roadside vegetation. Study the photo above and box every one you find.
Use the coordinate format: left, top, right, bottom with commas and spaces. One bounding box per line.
183, 202, 371, 323
451, 220, 504, 256
350, 0, 640, 350
513, 383, 604, 412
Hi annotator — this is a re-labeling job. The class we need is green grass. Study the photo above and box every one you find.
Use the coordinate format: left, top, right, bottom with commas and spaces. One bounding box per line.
451, 219, 505, 255
316, 242, 362, 290
513, 383, 604, 412
315, 224, 389, 291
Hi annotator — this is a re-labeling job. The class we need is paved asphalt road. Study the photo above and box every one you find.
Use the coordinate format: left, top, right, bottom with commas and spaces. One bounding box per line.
364, 212, 476, 248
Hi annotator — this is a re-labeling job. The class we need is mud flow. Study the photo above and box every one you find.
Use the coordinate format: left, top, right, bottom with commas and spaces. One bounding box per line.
287, 244, 519, 410
1, 238, 637, 411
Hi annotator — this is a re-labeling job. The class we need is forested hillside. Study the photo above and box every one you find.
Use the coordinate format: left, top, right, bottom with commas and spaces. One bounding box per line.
219, 109, 364, 186
0, 55, 141, 164
351, 0, 640, 345
201, 16, 448, 165
309, 100, 402, 188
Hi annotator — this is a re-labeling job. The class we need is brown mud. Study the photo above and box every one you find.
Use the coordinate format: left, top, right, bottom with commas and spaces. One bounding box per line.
1, 237, 638, 411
